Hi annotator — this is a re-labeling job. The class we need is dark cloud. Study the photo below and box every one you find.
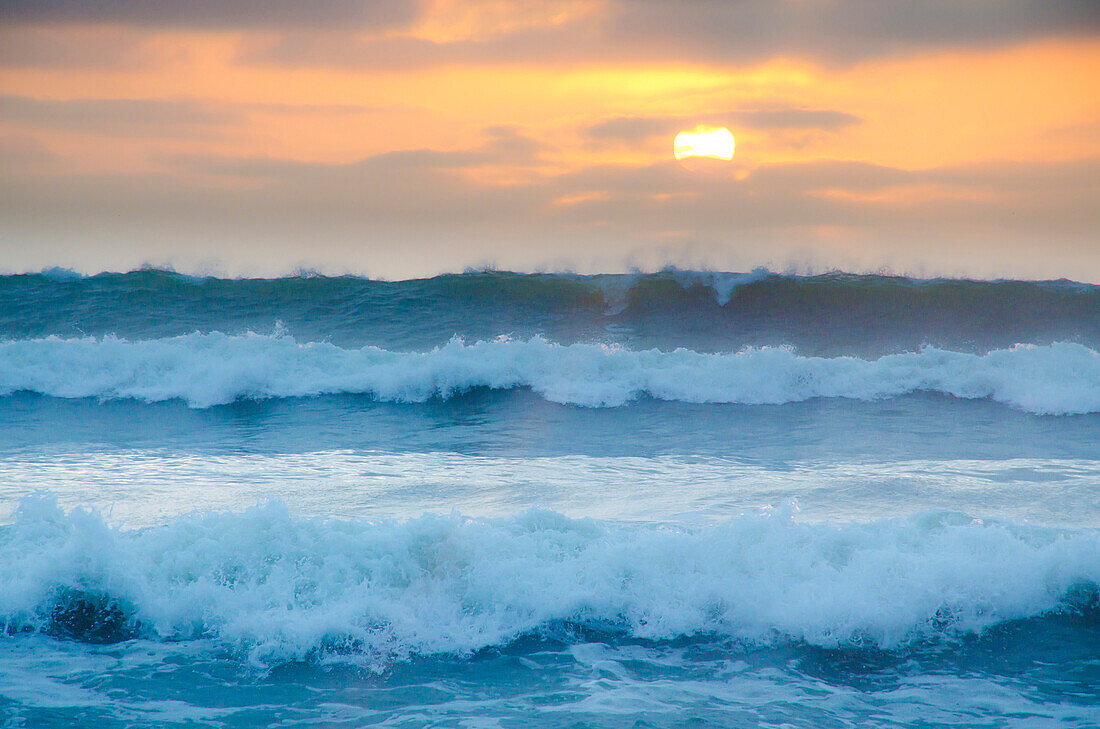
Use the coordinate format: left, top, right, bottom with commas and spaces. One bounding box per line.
180, 149, 496, 180
478, 126, 549, 164
237, 33, 516, 71
0, 132, 54, 168
0, 27, 150, 69
0, 95, 389, 142
241, 0, 1100, 71
5, 1, 1096, 70
604, 0, 1100, 63
175, 126, 547, 179
1041, 119, 1100, 146
586, 117, 680, 142
735, 110, 862, 131
586, 109, 861, 144
0, 96, 239, 136
0, 0, 422, 30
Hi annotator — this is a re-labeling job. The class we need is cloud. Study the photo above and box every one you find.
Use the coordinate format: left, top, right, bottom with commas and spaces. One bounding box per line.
0, 0, 423, 31
734, 110, 862, 131
5, 1, 1096, 71
174, 126, 548, 179
586, 116, 679, 142
0, 95, 240, 137
0, 96, 391, 153
586, 109, 861, 144
0, 26, 153, 69
0, 133, 54, 168
604, 0, 1100, 63
239, 0, 1100, 70
2, 131, 1098, 279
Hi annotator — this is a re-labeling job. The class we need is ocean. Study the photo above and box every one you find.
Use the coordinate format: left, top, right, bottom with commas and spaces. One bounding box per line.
1, 268, 1098, 728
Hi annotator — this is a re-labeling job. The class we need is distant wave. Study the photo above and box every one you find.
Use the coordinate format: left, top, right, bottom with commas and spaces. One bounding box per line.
10, 264, 1099, 295
3, 495, 1097, 664
4, 266, 1097, 323
0, 333, 1098, 413
4, 268, 1098, 360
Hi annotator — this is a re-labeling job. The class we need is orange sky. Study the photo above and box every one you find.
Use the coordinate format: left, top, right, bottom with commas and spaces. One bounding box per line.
2, 1, 1099, 279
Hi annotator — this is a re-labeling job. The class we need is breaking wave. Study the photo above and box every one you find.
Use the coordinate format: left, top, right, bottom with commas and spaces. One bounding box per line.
2, 495, 1097, 665
0, 333, 1098, 413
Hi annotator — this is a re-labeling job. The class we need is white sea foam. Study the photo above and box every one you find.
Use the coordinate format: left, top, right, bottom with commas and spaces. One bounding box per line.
2, 495, 1097, 665
0, 333, 1098, 413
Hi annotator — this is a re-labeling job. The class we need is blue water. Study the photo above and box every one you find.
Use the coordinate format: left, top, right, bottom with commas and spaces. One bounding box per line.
1, 269, 1098, 727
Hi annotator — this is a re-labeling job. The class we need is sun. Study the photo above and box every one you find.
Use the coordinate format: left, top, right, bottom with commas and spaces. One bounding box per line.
674, 126, 735, 160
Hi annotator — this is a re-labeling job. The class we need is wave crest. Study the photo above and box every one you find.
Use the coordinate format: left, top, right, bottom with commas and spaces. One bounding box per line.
0, 333, 1098, 413
3, 495, 1098, 665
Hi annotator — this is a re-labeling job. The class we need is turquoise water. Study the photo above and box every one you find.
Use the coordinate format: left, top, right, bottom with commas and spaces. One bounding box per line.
1, 269, 1098, 727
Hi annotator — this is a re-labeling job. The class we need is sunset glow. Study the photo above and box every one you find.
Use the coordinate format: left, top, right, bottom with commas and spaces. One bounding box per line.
4, 4, 1100, 724
0, 2, 1098, 280
674, 126, 735, 160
